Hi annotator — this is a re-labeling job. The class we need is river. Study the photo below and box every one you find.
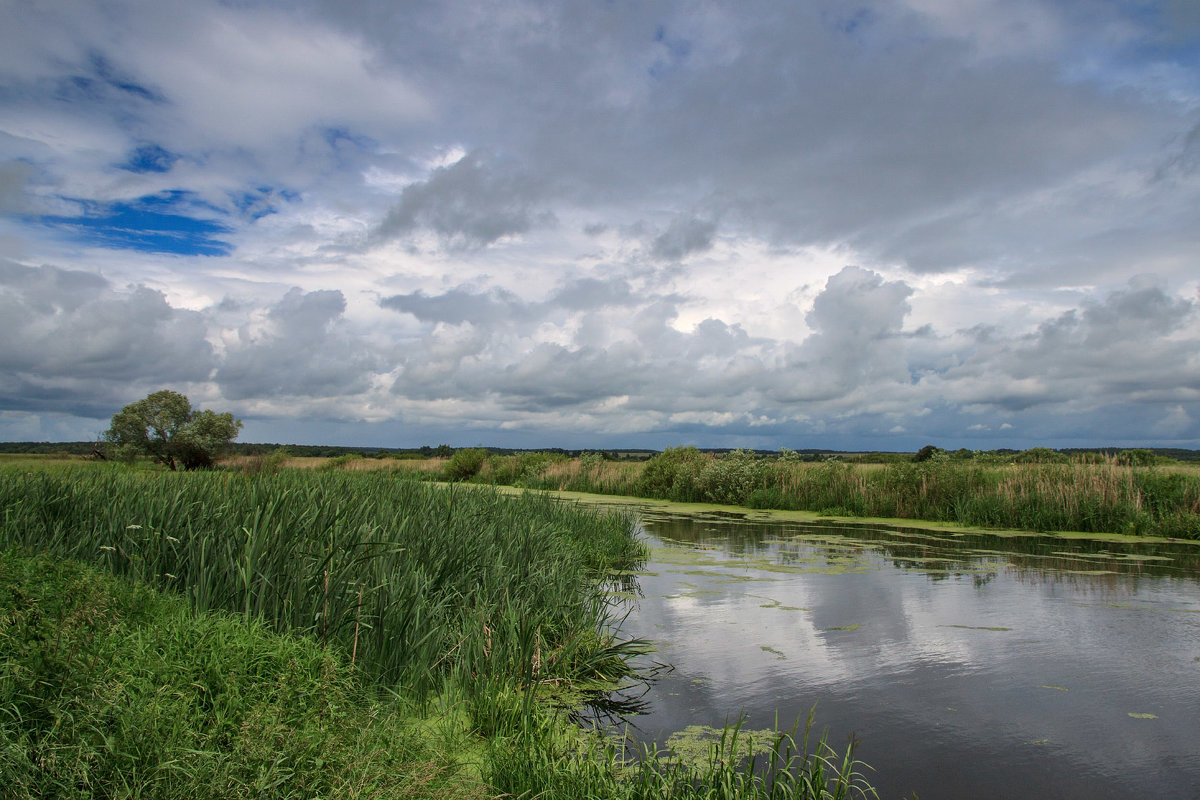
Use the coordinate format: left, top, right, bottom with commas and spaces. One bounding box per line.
605, 503, 1200, 800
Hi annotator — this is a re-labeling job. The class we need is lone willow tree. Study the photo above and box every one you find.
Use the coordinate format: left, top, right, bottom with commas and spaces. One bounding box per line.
104, 390, 242, 470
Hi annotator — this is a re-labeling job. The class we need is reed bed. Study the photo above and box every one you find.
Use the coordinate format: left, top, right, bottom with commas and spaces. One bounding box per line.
0, 467, 646, 701
417, 448, 1200, 539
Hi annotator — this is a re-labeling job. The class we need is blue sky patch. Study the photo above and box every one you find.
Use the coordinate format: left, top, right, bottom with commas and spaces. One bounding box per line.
229, 186, 298, 221
39, 191, 232, 256
120, 144, 178, 173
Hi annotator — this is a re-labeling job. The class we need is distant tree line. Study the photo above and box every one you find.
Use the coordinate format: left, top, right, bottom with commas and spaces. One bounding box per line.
3, 439, 1199, 463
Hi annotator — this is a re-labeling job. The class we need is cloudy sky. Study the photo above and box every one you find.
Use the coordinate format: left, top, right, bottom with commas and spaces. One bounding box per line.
2, 0, 1199, 450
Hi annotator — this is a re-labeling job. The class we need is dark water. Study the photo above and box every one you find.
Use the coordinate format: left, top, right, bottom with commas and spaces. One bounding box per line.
613, 507, 1200, 800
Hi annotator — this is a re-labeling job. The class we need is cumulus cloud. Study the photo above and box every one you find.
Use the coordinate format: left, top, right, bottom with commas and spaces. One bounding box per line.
0, 261, 214, 415
928, 279, 1200, 414
2, 0, 1199, 447
216, 288, 377, 400
768, 266, 915, 403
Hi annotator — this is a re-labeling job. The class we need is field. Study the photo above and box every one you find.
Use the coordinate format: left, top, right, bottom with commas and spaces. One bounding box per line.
0, 463, 875, 799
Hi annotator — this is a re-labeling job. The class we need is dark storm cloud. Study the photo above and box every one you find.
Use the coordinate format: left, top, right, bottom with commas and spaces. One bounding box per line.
0, 261, 214, 382
375, 150, 551, 249
650, 216, 717, 261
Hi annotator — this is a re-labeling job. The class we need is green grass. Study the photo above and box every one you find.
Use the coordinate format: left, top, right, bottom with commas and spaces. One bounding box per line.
0, 466, 879, 799
0, 551, 480, 799
0, 468, 647, 701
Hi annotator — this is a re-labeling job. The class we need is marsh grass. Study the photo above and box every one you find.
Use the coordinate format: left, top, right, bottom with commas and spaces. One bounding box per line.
416, 448, 1200, 539
0, 551, 481, 799
0, 468, 647, 703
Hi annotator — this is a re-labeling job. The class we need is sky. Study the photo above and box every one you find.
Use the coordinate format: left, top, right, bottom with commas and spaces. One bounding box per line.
1, 0, 1199, 451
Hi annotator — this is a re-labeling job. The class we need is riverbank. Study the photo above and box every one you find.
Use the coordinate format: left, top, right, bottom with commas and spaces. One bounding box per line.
0, 465, 877, 799
500, 486, 1200, 547
374, 448, 1200, 540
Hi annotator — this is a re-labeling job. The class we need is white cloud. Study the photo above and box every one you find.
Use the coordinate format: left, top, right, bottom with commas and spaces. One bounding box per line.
1, 0, 1199, 448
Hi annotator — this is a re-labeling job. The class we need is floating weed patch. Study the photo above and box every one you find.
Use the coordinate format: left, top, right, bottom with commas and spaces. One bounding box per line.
824, 624, 861, 631
664, 724, 777, 766
760, 645, 786, 659
1128, 712, 1159, 719
1041, 685, 1070, 691
939, 624, 1012, 631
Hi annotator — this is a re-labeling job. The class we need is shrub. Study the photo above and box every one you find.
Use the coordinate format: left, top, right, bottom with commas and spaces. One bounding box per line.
1117, 448, 1157, 466
1015, 447, 1068, 464
636, 447, 706, 501
446, 447, 489, 481
698, 449, 770, 506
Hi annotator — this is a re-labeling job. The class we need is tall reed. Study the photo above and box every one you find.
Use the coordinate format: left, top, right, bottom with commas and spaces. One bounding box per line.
0, 468, 646, 702
404, 449, 1200, 538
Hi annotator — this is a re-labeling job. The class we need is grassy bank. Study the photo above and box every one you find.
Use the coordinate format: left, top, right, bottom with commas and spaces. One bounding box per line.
0, 467, 645, 697
402, 448, 1200, 539
0, 551, 480, 799
0, 466, 877, 799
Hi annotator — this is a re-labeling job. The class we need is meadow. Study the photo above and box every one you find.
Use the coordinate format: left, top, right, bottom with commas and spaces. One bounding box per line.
0, 463, 876, 799
386, 447, 1200, 540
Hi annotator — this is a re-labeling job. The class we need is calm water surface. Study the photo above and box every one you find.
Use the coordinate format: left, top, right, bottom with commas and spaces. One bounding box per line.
610, 507, 1200, 800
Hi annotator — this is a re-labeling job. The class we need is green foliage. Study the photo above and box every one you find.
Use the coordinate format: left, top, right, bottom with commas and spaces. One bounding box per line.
777, 447, 804, 463
103, 389, 242, 471
485, 710, 877, 800
445, 447, 489, 481
1117, 448, 1157, 466
580, 451, 605, 470
698, 449, 771, 506
1014, 447, 1067, 464
241, 447, 291, 475
637, 447, 707, 500
0, 551, 476, 800
913, 445, 943, 462
0, 471, 882, 799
